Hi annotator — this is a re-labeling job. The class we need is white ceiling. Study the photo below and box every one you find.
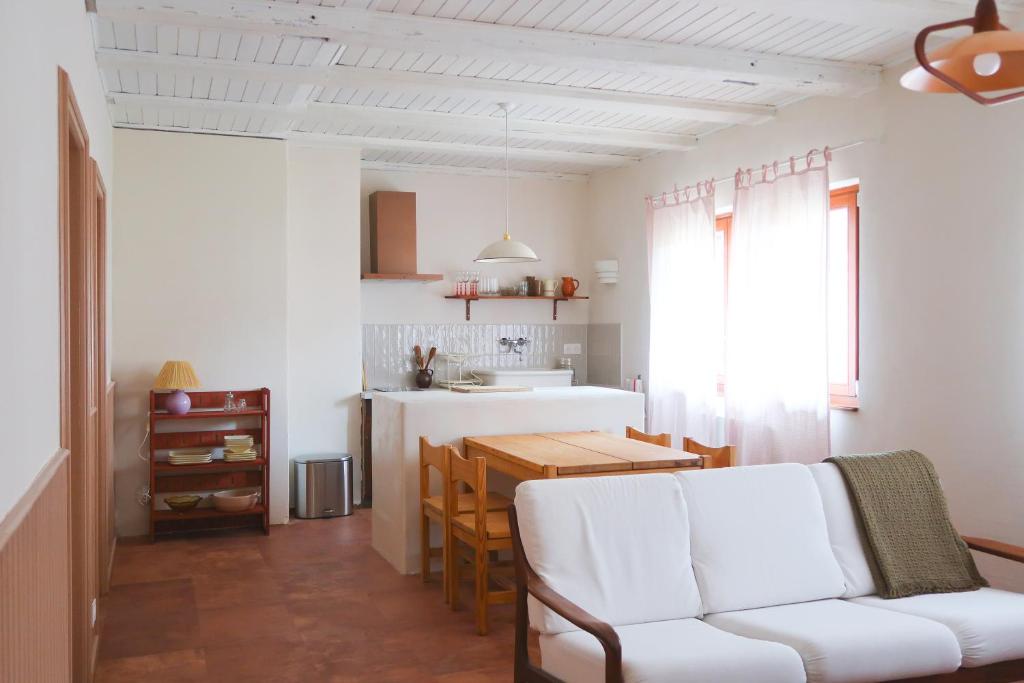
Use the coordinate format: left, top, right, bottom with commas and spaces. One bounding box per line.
88, 0, 1024, 179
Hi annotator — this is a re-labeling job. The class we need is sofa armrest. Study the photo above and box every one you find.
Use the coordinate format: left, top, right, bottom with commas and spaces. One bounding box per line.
509, 504, 624, 683
964, 536, 1024, 564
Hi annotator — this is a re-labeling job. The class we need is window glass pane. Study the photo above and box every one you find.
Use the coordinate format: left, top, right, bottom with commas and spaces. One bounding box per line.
714, 228, 727, 377
828, 206, 849, 384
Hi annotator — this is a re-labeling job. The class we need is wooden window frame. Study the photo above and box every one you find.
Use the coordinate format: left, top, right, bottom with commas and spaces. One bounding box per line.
714, 185, 860, 410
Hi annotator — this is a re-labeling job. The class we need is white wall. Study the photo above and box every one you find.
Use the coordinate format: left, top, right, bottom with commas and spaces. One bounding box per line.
587, 67, 1024, 589
286, 144, 364, 500
361, 170, 591, 325
0, 1, 112, 523
112, 130, 289, 534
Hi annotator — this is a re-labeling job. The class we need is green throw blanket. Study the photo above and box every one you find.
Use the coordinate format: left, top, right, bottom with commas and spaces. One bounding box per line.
825, 450, 987, 599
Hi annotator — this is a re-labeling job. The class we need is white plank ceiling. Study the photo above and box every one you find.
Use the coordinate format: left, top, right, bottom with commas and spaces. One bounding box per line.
88, 0, 1024, 179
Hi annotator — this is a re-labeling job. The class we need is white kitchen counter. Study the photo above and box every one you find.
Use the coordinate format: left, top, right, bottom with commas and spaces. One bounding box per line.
370, 386, 645, 574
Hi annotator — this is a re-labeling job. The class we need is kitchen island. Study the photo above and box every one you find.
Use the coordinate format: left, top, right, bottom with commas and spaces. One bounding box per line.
371, 386, 644, 574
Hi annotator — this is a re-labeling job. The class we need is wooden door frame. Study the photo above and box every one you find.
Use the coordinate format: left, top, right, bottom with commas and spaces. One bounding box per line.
90, 160, 114, 596
58, 66, 99, 683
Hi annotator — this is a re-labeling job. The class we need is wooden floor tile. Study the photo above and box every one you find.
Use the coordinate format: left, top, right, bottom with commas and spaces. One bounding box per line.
96, 510, 516, 682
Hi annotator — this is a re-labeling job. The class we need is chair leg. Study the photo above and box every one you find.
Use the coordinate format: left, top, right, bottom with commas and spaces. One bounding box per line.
442, 523, 450, 605
450, 542, 461, 611
475, 541, 489, 636
420, 514, 431, 584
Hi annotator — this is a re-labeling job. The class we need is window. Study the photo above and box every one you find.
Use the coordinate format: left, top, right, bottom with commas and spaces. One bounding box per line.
714, 184, 860, 409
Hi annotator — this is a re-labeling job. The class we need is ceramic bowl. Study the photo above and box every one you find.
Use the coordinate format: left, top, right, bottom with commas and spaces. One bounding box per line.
165, 495, 202, 511
212, 489, 259, 512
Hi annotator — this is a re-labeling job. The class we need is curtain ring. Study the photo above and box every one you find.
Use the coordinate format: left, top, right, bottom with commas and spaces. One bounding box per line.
673, 183, 680, 203
661, 192, 667, 207
824, 145, 833, 162
789, 156, 797, 174
772, 160, 779, 180
806, 149, 819, 168
746, 168, 753, 186
734, 168, 743, 190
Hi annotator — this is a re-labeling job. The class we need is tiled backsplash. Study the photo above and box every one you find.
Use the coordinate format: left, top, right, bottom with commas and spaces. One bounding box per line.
363, 323, 589, 389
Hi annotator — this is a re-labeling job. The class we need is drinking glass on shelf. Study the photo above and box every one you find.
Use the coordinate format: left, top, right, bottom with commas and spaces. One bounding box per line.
470, 271, 480, 296
237, 398, 247, 412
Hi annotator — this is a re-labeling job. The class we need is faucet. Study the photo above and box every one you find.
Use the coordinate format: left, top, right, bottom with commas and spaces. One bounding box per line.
498, 337, 530, 359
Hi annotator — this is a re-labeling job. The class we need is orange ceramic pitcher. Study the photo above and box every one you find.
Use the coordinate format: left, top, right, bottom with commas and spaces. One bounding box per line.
561, 276, 580, 296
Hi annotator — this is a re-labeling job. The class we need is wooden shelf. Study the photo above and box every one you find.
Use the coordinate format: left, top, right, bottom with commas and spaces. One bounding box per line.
149, 388, 270, 541
362, 273, 443, 281
444, 295, 590, 321
154, 458, 266, 474
152, 504, 265, 522
152, 408, 266, 421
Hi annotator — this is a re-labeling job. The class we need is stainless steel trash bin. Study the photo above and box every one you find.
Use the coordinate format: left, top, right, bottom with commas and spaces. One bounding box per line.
295, 454, 353, 519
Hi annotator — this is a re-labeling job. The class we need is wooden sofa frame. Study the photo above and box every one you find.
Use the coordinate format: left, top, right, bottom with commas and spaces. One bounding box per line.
509, 504, 1024, 683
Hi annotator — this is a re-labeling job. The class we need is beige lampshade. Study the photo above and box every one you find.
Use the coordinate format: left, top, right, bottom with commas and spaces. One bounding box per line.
153, 361, 201, 390
901, 29, 1024, 94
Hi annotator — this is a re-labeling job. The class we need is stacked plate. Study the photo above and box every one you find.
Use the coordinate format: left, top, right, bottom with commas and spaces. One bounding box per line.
167, 448, 213, 465
223, 435, 257, 462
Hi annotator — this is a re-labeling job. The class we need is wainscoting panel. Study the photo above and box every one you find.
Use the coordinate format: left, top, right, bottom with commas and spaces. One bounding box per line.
0, 449, 71, 683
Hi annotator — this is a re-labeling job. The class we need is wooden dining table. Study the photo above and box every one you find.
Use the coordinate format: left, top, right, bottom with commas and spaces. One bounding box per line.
463, 431, 703, 481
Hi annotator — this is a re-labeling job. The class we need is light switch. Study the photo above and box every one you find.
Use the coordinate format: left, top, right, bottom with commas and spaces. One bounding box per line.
563, 343, 582, 355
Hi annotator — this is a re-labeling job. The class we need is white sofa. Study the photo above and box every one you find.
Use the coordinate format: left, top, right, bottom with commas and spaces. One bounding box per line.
510, 463, 1024, 683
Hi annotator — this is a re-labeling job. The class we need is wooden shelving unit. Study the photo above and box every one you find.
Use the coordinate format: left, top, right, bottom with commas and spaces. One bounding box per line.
362, 273, 443, 281
148, 388, 270, 540
445, 295, 590, 321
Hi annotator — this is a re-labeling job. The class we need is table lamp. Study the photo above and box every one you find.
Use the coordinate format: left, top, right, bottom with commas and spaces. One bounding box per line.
154, 360, 201, 415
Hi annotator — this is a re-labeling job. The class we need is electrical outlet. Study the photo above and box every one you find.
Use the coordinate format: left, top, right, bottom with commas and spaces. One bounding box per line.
563, 343, 582, 355
90, 598, 97, 627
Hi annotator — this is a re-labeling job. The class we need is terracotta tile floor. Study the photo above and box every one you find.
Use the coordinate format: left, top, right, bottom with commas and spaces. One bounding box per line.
96, 511, 515, 682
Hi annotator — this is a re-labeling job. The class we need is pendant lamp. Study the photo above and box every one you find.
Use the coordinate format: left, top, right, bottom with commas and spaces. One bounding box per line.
901, 0, 1024, 105
474, 103, 540, 263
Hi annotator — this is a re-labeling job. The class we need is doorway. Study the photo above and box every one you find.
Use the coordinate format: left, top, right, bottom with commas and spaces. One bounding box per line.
58, 67, 104, 682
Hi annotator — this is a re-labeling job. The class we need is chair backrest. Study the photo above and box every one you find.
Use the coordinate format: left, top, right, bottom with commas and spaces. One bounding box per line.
683, 437, 736, 469
419, 437, 451, 503
807, 463, 877, 598
514, 474, 702, 635
674, 464, 846, 614
626, 426, 671, 448
447, 446, 487, 535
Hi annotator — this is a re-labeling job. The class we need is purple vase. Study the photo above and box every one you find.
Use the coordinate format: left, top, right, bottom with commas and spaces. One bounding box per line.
165, 389, 192, 415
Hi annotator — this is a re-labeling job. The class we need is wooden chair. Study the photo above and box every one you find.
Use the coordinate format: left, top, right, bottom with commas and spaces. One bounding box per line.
420, 437, 454, 601
625, 426, 672, 448
420, 438, 512, 604
683, 437, 737, 469
447, 448, 515, 635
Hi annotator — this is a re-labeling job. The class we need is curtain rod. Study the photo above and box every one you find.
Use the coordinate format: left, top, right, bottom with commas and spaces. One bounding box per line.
645, 139, 871, 205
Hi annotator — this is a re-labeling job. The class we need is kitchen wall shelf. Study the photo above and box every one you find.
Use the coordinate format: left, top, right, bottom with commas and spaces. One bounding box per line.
362, 273, 443, 281
148, 388, 270, 541
445, 295, 589, 321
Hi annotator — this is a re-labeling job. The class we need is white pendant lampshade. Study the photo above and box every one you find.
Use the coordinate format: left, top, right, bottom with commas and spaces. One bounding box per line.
476, 234, 540, 263
475, 103, 540, 264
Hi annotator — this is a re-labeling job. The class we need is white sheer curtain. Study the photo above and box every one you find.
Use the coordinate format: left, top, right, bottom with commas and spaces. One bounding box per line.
646, 189, 720, 446
725, 164, 831, 465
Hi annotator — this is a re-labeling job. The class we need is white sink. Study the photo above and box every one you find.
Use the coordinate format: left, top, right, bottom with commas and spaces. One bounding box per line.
474, 368, 573, 388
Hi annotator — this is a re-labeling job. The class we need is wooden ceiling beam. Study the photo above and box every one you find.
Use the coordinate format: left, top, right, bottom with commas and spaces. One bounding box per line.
93, 0, 880, 96
106, 93, 641, 166
286, 132, 639, 166
96, 48, 775, 124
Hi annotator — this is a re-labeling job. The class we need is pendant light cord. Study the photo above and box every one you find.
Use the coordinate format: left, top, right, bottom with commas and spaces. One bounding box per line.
504, 104, 510, 240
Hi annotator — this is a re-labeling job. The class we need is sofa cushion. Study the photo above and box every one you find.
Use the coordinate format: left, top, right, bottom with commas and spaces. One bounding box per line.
852, 588, 1024, 667
515, 474, 702, 635
674, 464, 846, 613
539, 617, 807, 683
705, 599, 962, 683
808, 463, 878, 598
